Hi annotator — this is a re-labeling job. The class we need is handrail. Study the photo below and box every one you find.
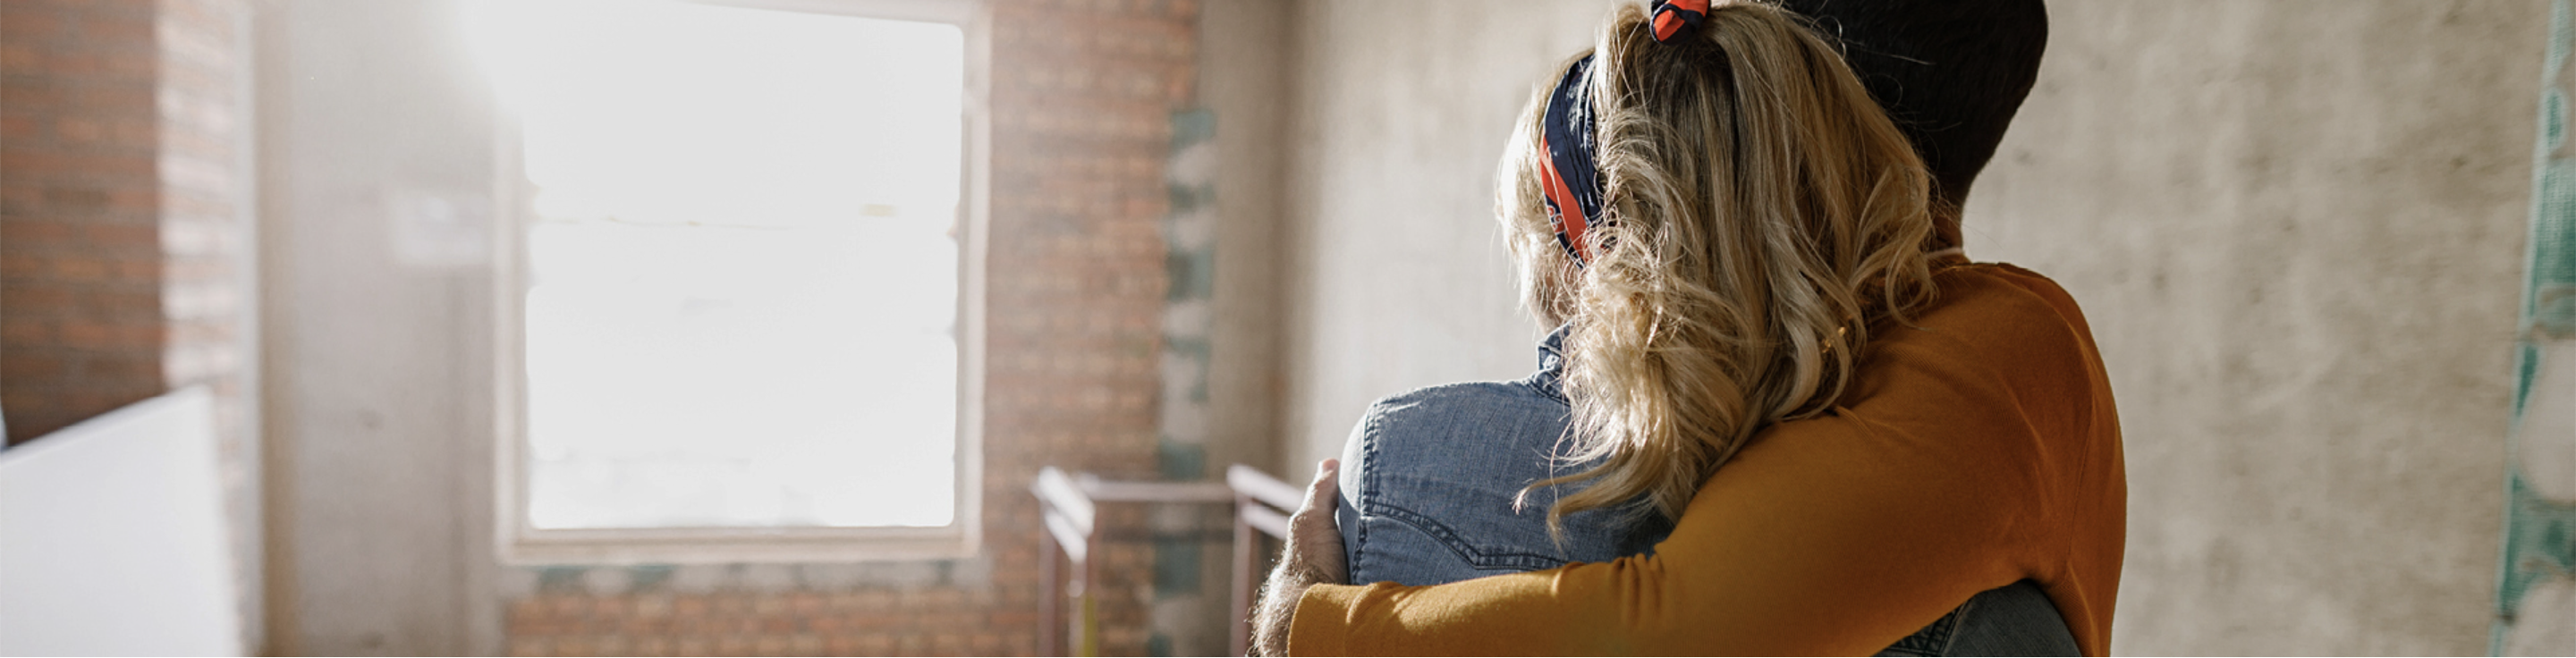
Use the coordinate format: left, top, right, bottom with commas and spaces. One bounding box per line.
1226, 463, 1302, 513
1030, 467, 1238, 656
1236, 501, 1289, 538
1030, 464, 1313, 656
1032, 467, 1096, 536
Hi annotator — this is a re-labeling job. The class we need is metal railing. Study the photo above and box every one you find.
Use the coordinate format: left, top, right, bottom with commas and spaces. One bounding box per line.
1030, 464, 1302, 656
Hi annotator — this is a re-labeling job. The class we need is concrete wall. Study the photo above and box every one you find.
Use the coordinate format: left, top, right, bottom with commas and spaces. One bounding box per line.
1276, 0, 1621, 474
256, 1, 502, 653
1271, 0, 2543, 654
1199, 0, 1294, 480
1971, 1, 2540, 654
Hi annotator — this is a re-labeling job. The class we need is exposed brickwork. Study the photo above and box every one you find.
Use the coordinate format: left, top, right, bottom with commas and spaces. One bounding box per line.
500, 0, 1200, 655
156, 0, 248, 434
0, 0, 247, 430
0, 0, 169, 443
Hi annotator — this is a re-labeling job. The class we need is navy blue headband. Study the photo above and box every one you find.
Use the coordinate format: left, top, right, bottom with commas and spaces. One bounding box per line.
1538, 55, 1604, 266
1538, 2, 1708, 266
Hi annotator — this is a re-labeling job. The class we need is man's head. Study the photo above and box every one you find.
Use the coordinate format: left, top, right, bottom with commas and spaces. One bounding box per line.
1779, 0, 2048, 244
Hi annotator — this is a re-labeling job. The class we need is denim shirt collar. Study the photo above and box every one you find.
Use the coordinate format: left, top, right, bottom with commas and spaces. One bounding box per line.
1530, 324, 1572, 403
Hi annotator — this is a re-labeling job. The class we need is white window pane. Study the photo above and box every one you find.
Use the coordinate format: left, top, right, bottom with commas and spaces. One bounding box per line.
478, 0, 966, 529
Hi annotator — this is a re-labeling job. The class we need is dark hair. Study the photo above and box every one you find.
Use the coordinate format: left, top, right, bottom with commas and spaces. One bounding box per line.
1777, 0, 2047, 207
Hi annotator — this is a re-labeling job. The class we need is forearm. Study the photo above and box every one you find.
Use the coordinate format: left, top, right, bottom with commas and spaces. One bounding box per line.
1287, 569, 1602, 655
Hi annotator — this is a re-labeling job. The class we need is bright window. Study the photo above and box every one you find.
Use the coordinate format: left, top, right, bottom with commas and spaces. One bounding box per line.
473, 0, 983, 560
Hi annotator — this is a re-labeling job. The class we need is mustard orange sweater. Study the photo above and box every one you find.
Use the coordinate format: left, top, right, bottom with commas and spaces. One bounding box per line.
1290, 264, 2126, 656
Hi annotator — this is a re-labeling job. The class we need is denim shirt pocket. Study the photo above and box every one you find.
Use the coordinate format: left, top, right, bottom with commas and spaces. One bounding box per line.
1365, 502, 1573, 571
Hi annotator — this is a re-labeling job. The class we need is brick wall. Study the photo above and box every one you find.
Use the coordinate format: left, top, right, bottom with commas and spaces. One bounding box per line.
156, 0, 250, 459
0, 0, 249, 440
0, 0, 169, 443
500, 0, 1201, 655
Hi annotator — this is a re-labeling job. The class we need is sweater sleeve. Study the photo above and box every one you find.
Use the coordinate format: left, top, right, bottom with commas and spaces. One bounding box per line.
1290, 415, 2038, 655
1287, 267, 2121, 656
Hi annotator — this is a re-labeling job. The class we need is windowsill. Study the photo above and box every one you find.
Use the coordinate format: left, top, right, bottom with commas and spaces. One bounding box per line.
500, 525, 978, 566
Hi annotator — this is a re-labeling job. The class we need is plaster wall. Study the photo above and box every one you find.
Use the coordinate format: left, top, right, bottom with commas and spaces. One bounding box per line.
255, 2, 502, 654
1277, 0, 1621, 475
1971, 1, 2539, 654
1199, 0, 1294, 478
1273, 0, 2542, 654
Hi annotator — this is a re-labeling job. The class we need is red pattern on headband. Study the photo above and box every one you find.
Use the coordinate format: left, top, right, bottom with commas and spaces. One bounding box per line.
1537, 132, 1593, 263
1538, 55, 1603, 267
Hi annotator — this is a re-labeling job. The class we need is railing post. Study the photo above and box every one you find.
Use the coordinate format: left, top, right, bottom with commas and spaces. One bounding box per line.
1230, 494, 1258, 656
1039, 502, 1061, 656
1080, 531, 1102, 656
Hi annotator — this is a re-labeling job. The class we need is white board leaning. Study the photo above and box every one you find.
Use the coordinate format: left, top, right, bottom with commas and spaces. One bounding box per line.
0, 387, 241, 656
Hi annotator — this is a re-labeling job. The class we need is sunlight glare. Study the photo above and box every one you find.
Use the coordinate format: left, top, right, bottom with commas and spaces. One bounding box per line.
469, 0, 966, 529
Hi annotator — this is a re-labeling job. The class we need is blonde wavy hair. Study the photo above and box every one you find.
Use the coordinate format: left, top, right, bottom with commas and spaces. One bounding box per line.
1501, 0, 1941, 528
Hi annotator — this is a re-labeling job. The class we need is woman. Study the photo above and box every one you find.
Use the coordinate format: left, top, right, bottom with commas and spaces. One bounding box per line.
1254, 1, 2123, 654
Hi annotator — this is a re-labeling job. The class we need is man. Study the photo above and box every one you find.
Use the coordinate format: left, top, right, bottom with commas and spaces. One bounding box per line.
1251, 0, 2122, 654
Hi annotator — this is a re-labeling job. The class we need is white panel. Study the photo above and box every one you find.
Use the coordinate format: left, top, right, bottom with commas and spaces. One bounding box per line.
0, 387, 242, 656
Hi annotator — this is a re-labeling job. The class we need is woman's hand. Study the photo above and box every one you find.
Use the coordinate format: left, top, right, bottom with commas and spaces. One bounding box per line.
1250, 460, 1345, 656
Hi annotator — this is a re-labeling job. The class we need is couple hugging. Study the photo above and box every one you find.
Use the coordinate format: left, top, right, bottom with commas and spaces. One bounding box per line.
1250, 0, 2124, 655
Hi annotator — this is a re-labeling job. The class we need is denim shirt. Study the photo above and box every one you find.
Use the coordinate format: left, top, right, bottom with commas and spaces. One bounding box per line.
1335, 328, 2080, 656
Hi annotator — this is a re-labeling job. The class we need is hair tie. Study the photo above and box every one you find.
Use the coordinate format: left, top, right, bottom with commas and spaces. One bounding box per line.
1651, 0, 1708, 43
1538, 56, 1605, 266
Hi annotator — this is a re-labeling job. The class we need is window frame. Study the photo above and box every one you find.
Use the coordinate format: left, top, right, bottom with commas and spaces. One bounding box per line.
489, 0, 992, 565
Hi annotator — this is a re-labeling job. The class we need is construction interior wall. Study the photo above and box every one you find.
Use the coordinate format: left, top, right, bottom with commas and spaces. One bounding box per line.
1974, 2, 2536, 654
254, 2, 503, 653
1270, 0, 2542, 654
1198, 0, 1292, 488
8, 0, 2559, 654
1275, 0, 1616, 476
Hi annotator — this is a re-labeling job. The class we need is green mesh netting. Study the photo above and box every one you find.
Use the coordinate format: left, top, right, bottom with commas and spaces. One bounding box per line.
2497, 1, 2576, 654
